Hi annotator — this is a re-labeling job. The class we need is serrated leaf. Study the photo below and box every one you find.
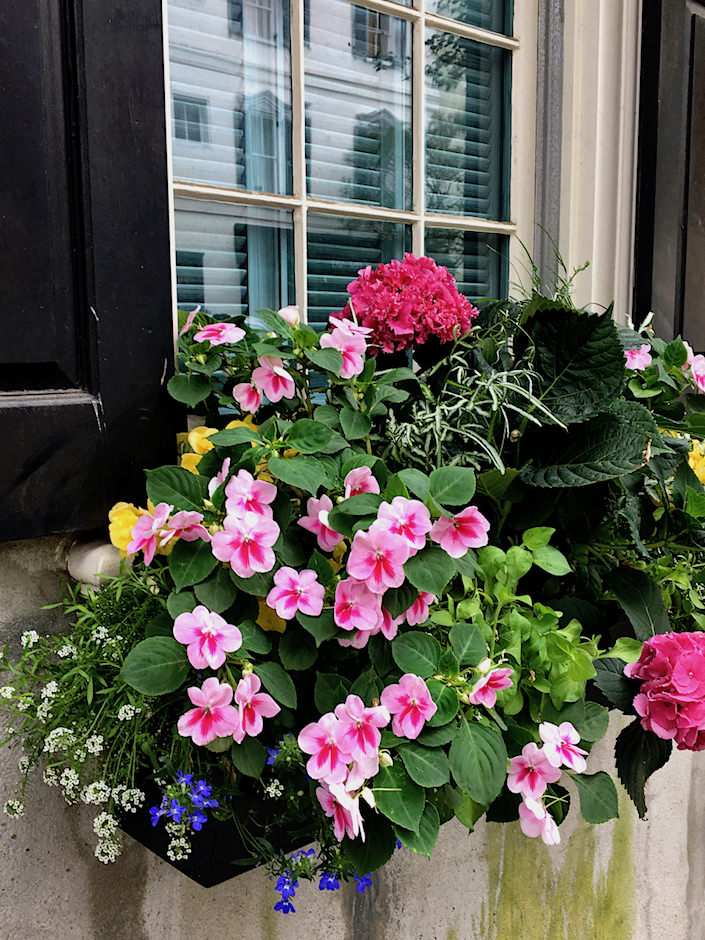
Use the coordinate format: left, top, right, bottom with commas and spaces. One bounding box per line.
307, 347, 344, 374
449, 622, 486, 667
394, 803, 440, 858
285, 419, 334, 454
398, 469, 430, 500
296, 608, 338, 646
146, 466, 208, 514
267, 455, 327, 495
571, 771, 619, 823
392, 633, 441, 678
229, 568, 275, 596
166, 590, 197, 618
340, 407, 371, 440
193, 566, 238, 612
145, 611, 174, 638
230, 736, 267, 778
208, 427, 260, 447
384, 582, 418, 620
119, 637, 189, 695
449, 715, 507, 805
398, 744, 450, 787
604, 637, 644, 663
593, 658, 638, 711
237, 619, 272, 654
521, 526, 555, 550
342, 812, 397, 873
350, 668, 381, 703
607, 567, 670, 639
425, 678, 459, 726
615, 718, 672, 818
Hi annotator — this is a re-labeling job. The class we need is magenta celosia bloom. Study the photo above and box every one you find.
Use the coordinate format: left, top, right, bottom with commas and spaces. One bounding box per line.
429, 506, 490, 557
539, 721, 588, 772
518, 798, 560, 845
126, 502, 173, 565
224, 468, 277, 518
232, 381, 263, 414
160, 510, 211, 545
344, 466, 380, 499
404, 592, 435, 627
691, 355, 705, 394
193, 322, 246, 347
624, 344, 652, 370
177, 677, 239, 746
173, 605, 242, 670
338, 253, 479, 354
334, 694, 390, 761
297, 494, 344, 552
375, 497, 432, 553
507, 742, 562, 800
251, 355, 296, 402
179, 304, 200, 337
467, 666, 514, 708
320, 327, 366, 379
625, 631, 705, 750
316, 783, 364, 842
347, 527, 410, 594
266, 566, 325, 620
208, 457, 231, 498
211, 511, 279, 578
334, 578, 382, 632
380, 673, 437, 739
298, 713, 352, 784
232, 673, 280, 743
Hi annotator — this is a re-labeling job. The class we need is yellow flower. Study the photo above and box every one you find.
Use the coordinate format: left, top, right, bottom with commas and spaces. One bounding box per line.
108, 502, 147, 555
225, 416, 259, 433
256, 597, 287, 633
689, 440, 705, 486
180, 452, 202, 475
188, 426, 218, 455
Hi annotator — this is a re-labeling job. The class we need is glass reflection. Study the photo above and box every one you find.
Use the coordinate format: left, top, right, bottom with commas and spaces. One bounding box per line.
424, 229, 507, 300
426, 0, 511, 35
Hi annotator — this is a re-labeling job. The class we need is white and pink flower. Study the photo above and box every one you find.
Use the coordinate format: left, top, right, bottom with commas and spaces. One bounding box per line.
173, 606, 242, 670
467, 666, 514, 709
380, 673, 437, 739
297, 494, 344, 552
404, 592, 435, 627
193, 322, 246, 347
177, 677, 239, 746
232, 673, 280, 743
539, 721, 588, 772
251, 355, 296, 402
126, 502, 173, 565
160, 510, 211, 545
344, 466, 380, 499
624, 344, 652, 370
211, 511, 279, 578
232, 381, 263, 414
224, 468, 277, 518
429, 506, 490, 557
347, 527, 409, 594
374, 497, 432, 553
518, 798, 560, 845
298, 713, 352, 784
507, 742, 562, 800
316, 783, 365, 842
320, 327, 366, 379
334, 578, 383, 633
266, 566, 325, 620
334, 694, 390, 762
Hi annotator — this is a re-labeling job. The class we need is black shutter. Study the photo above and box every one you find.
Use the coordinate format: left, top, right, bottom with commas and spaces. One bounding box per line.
0, 0, 175, 541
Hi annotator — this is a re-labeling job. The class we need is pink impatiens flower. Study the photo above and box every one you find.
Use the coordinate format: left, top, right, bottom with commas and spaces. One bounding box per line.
334, 578, 382, 632
320, 327, 367, 379
266, 567, 325, 620
334, 694, 390, 761
232, 673, 280, 743
507, 742, 562, 800
232, 381, 263, 414
179, 304, 200, 337
624, 344, 652, 370
251, 355, 296, 402
375, 497, 432, 553
380, 674, 437, 739
328, 314, 373, 338
177, 677, 239, 746
429, 506, 491, 557
208, 457, 231, 498
467, 666, 514, 708
297, 494, 344, 552
518, 798, 560, 845
347, 527, 409, 594
278, 304, 300, 327
193, 322, 246, 347
298, 713, 352, 784
691, 354, 705, 394
173, 605, 243, 670
127, 502, 173, 565
539, 721, 588, 772
344, 466, 380, 499
404, 592, 435, 627
224, 468, 277, 518
211, 511, 279, 578
316, 783, 365, 842
160, 510, 211, 545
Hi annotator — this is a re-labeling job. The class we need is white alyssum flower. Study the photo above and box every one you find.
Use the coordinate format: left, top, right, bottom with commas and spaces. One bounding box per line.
90, 625, 109, 644
82, 781, 111, 805
40, 681, 59, 700
117, 704, 141, 722
43, 727, 75, 753
21, 631, 40, 650
17, 755, 32, 774
3, 800, 24, 817
85, 734, 104, 755
263, 779, 284, 799
15, 698, 30, 712
93, 812, 118, 838
57, 645, 78, 659
60, 767, 80, 802
120, 789, 145, 813
0, 686, 15, 699
94, 838, 122, 863
43, 766, 59, 786
167, 837, 191, 862
36, 701, 52, 722
73, 747, 87, 764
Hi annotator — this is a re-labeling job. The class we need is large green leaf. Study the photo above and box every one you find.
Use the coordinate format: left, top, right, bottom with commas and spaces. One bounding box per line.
193, 566, 238, 613
394, 803, 440, 858
449, 622, 486, 666
314, 672, 350, 713
342, 813, 397, 873
208, 426, 260, 447
285, 419, 334, 454
425, 678, 459, 726
168, 539, 218, 591
404, 547, 455, 595
428, 467, 476, 506
278, 630, 317, 670
119, 637, 189, 695
398, 744, 450, 787
607, 566, 671, 639
229, 568, 274, 597
253, 661, 297, 708
372, 763, 425, 832
615, 717, 672, 818
327, 494, 383, 537
230, 737, 267, 778
146, 466, 208, 513
392, 633, 441, 678
570, 771, 619, 823
340, 407, 371, 440
267, 455, 327, 495
296, 608, 338, 646
449, 716, 507, 805
593, 658, 638, 712
167, 373, 211, 406
307, 347, 344, 374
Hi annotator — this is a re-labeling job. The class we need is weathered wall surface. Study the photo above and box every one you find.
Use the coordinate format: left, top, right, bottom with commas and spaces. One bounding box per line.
1, 536, 704, 940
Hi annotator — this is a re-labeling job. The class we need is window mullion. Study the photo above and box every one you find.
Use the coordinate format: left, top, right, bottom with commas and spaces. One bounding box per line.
290, 0, 308, 321
412, 3, 425, 256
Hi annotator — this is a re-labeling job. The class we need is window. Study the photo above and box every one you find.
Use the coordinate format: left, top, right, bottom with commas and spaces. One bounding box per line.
168, 0, 520, 329
173, 95, 209, 143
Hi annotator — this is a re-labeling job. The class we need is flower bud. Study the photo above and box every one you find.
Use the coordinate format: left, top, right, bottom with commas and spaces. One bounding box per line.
241, 661, 254, 676
360, 787, 376, 809
459, 691, 471, 705
477, 658, 492, 675
378, 750, 393, 768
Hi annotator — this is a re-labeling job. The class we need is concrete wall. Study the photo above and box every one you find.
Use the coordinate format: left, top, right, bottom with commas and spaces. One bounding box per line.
1, 536, 704, 940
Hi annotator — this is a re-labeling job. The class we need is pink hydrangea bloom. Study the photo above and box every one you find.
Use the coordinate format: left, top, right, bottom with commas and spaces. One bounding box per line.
467, 666, 514, 708
404, 592, 435, 627
518, 798, 560, 845
232, 673, 280, 743
266, 566, 325, 620
375, 497, 432, 553
347, 527, 410, 594
193, 322, 246, 347
127, 502, 173, 565
297, 494, 344, 552
320, 327, 366, 379
429, 506, 490, 557
624, 344, 652, 370
507, 742, 562, 800
539, 721, 588, 772
208, 457, 231, 498
334, 694, 390, 761
179, 304, 200, 337
338, 253, 479, 354
316, 783, 365, 842
691, 354, 705, 394
380, 673, 437, 739
232, 381, 263, 414
173, 605, 243, 670
177, 677, 239, 746
625, 631, 705, 750
160, 510, 211, 545
224, 468, 277, 518
344, 466, 380, 499
211, 511, 279, 578
298, 713, 352, 784
251, 355, 296, 402
334, 578, 382, 632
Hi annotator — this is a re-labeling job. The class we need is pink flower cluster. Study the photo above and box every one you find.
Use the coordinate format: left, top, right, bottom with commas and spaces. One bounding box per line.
233, 354, 296, 414
682, 342, 705, 394
624, 344, 652, 370
320, 317, 369, 380
178, 674, 280, 747
211, 470, 281, 578
337, 253, 479, 354
625, 631, 705, 750
127, 502, 210, 565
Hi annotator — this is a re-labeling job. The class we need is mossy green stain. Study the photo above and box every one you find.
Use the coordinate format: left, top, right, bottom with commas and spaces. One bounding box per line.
475, 787, 635, 940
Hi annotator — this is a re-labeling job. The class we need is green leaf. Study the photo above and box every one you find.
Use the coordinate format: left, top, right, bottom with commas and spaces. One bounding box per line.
521, 526, 555, 550
350, 668, 381, 703
377, 367, 417, 385
384, 473, 410, 499
208, 427, 260, 447
505, 546, 533, 583
193, 566, 238, 613
285, 419, 334, 454
327, 494, 383, 537
166, 590, 197, 618
307, 549, 335, 587
593, 658, 637, 711
607, 567, 671, 639
438, 648, 460, 677
145, 611, 173, 638
237, 619, 272, 655
278, 630, 317, 670
604, 636, 644, 663
685, 485, 705, 519
426, 679, 459, 726
313, 404, 340, 428
296, 608, 338, 646
167, 373, 211, 406
404, 547, 455, 595
254, 661, 297, 708
454, 551, 480, 578
230, 737, 267, 778
663, 338, 687, 368
119, 637, 189, 695
532, 545, 571, 576
615, 717, 672, 818
394, 803, 440, 858
372, 763, 425, 832
229, 568, 275, 596
314, 672, 350, 713
449, 622, 486, 667
306, 347, 344, 374
384, 582, 418, 620
168, 539, 218, 591
340, 407, 372, 440
398, 468, 430, 500
454, 793, 486, 831
417, 724, 456, 747
257, 307, 295, 339
342, 814, 397, 873
428, 467, 476, 506
570, 771, 619, 823
146, 466, 208, 514
398, 744, 450, 787
449, 715, 507, 805
267, 455, 326, 495
392, 633, 441, 678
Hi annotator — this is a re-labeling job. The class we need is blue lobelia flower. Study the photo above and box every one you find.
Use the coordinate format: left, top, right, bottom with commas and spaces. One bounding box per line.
266, 747, 280, 765
319, 872, 340, 891
354, 872, 373, 895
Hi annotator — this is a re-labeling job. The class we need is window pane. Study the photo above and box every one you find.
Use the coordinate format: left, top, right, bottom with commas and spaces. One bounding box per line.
307, 215, 412, 328
169, 0, 292, 193
306, 0, 412, 211
174, 197, 294, 323
424, 229, 508, 300
425, 30, 509, 219
426, 0, 511, 35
